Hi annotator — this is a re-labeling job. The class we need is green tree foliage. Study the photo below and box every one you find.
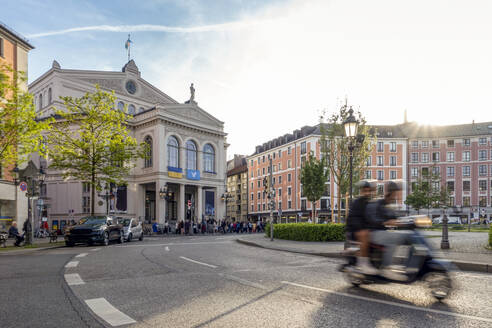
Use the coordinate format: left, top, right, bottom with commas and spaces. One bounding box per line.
405, 167, 450, 214
320, 103, 374, 222
46, 85, 147, 215
0, 63, 51, 169
300, 151, 328, 223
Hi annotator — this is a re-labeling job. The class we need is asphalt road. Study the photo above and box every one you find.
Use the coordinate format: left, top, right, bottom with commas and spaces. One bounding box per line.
1, 234, 492, 328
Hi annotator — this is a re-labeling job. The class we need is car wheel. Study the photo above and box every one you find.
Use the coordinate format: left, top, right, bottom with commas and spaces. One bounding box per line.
118, 231, 124, 244
139, 232, 143, 241
102, 232, 109, 246
127, 233, 132, 242
65, 241, 74, 247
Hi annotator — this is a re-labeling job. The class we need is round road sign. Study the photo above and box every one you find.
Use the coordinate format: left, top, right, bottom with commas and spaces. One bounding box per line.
19, 182, 27, 192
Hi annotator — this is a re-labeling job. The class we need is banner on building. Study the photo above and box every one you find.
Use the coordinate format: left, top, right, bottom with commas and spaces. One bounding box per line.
168, 166, 183, 178
205, 191, 215, 216
186, 169, 200, 180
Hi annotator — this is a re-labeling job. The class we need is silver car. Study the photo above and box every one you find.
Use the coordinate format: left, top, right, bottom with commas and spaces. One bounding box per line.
116, 217, 144, 242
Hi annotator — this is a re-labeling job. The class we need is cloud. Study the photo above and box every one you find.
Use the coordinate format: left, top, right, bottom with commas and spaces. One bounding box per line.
26, 19, 274, 38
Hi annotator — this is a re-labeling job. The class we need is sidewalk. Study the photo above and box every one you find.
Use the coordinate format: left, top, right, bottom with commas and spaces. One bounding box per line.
236, 232, 492, 273
0, 238, 65, 255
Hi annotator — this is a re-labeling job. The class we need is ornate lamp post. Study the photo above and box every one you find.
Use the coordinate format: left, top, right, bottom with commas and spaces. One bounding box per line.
12, 165, 19, 223
343, 106, 359, 206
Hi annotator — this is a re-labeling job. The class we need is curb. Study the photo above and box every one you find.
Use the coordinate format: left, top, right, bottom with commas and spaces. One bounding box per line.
236, 239, 492, 273
0, 244, 65, 256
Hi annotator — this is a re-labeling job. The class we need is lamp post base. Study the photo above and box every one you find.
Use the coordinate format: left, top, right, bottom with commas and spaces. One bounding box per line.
440, 240, 450, 249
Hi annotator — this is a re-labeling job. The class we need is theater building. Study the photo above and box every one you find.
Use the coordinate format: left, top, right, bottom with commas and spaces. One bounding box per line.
29, 60, 227, 230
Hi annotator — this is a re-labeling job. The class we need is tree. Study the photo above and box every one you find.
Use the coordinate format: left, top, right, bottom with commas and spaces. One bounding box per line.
405, 167, 447, 215
300, 151, 329, 223
46, 85, 147, 215
320, 102, 373, 223
0, 63, 51, 169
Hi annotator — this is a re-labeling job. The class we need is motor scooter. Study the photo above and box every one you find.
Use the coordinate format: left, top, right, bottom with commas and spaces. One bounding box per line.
340, 216, 453, 300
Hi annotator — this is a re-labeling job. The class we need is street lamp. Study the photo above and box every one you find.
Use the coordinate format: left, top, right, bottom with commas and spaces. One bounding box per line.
343, 106, 359, 207
159, 183, 173, 200
97, 182, 111, 215
12, 165, 19, 223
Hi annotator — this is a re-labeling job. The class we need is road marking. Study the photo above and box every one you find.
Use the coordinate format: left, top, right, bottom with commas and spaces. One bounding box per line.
75, 253, 88, 258
85, 298, 136, 327
180, 256, 218, 268
64, 273, 85, 286
165, 246, 170, 251
281, 281, 492, 323
120, 241, 230, 248
65, 261, 79, 268
91, 248, 101, 251
221, 274, 268, 290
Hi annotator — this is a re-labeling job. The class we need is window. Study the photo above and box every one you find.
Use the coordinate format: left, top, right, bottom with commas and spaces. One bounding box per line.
479, 180, 487, 192
82, 182, 90, 193
288, 200, 292, 209
301, 156, 306, 167
463, 196, 470, 207
288, 186, 292, 196
258, 157, 260, 164
278, 201, 282, 211
479, 137, 487, 145
479, 165, 487, 176
447, 181, 454, 192
446, 166, 455, 177
203, 144, 215, 173
390, 171, 397, 179
251, 204, 254, 212
411, 153, 418, 163
390, 156, 397, 166
301, 199, 307, 210
117, 101, 124, 111
432, 166, 440, 176
262, 168, 265, 175
144, 136, 153, 168
167, 136, 179, 168
278, 188, 282, 197
287, 173, 291, 182
479, 196, 487, 207
422, 167, 429, 176
377, 156, 384, 166
301, 141, 307, 154
288, 160, 292, 168
449, 197, 455, 207
321, 199, 329, 209
432, 140, 439, 148
257, 192, 261, 200
463, 181, 470, 192
377, 170, 384, 180
463, 138, 470, 146
463, 166, 470, 177
258, 204, 261, 211
251, 193, 254, 201
479, 150, 487, 161
288, 146, 291, 155
432, 181, 440, 192
377, 184, 384, 196
422, 140, 428, 148
412, 140, 418, 148
257, 180, 260, 188
366, 156, 372, 166
128, 104, 136, 115
432, 152, 440, 162
447, 152, 455, 162
272, 177, 276, 185
411, 167, 418, 178
48, 88, 52, 104
278, 162, 281, 170
278, 176, 282, 184
262, 155, 265, 163
377, 142, 384, 152
390, 142, 396, 152
82, 196, 91, 214
278, 150, 282, 158
421, 153, 429, 163
250, 160, 253, 167
273, 152, 276, 159
324, 184, 330, 197
39, 94, 43, 110
463, 151, 470, 162
365, 170, 372, 179
447, 140, 454, 147
0, 37, 3, 57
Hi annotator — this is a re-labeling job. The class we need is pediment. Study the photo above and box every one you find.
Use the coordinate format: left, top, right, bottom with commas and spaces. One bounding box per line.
162, 105, 223, 129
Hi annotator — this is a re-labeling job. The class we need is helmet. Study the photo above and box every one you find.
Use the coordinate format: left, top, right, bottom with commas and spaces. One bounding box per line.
357, 179, 376, 190
386, 180, 402, 193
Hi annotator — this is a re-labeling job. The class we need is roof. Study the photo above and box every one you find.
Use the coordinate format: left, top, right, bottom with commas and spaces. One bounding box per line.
0, 21, 34, 50
227, 164, 248, 177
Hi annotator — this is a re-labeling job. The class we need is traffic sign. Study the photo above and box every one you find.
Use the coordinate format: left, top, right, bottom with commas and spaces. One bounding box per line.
19, 182, 27, 192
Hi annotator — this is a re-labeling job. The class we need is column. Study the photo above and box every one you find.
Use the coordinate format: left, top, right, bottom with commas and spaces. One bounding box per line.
215, 186, 222, 221
155, 180, 166, 224
178, 183, 185, 222
197, 186, 203, 222
136, 184, 145, 222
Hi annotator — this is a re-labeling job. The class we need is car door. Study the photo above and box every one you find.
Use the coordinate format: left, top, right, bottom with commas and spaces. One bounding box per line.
106, 218, 116, 240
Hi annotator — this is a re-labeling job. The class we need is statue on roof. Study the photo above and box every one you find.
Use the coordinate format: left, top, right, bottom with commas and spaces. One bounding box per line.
186, 83, 197, 104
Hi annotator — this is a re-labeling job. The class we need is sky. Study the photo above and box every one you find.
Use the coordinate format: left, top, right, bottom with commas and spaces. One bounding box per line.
3, 0, 492, 158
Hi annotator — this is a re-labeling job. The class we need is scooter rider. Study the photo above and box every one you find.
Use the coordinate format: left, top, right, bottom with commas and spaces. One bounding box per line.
347, 180, 378, 275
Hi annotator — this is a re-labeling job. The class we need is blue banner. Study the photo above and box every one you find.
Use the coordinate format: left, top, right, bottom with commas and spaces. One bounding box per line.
186, 169, 200, 180
168, 166, 183, 173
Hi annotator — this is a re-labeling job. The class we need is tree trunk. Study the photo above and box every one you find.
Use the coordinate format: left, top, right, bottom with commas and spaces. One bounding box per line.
312, 201, 316, 223
337, 190, 341, 223
91, 172, 95, 216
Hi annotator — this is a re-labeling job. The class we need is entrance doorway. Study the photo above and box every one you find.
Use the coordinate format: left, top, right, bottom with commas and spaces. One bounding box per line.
145, 191, 155, 223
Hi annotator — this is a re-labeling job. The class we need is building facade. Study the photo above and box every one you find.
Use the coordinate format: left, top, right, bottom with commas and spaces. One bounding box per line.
29, 60, 227, 231
0, 22, 34, 231
226, 155, 248, 222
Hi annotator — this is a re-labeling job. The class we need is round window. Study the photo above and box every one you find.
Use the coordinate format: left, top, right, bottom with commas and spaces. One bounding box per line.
125, 80, 137, 94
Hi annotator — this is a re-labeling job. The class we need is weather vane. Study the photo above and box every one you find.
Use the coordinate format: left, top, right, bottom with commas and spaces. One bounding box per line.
125, 34, 133, 62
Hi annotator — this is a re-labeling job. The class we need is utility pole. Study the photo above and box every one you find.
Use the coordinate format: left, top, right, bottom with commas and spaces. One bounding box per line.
268, 157, 274, 241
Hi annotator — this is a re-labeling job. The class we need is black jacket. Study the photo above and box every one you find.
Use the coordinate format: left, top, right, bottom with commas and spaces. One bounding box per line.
347, 196, 370, 232
366, 198, 397, 230
9, 226, 20, 238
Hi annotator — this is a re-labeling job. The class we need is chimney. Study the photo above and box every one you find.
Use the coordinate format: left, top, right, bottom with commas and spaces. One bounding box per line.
404, 109, 408, 124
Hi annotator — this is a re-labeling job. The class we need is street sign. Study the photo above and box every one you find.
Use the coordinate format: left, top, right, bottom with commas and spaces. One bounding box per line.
19, 182, 27, 192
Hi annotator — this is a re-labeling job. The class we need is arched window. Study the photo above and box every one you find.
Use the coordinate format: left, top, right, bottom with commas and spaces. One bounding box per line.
186, 140, 197, 170
203, 144, 215, 173
48, 88, 52, 104
39, 94, 43, 110
117, 101, 125, 111
167, 136, 179, 168
128, 104, 136, 115
144, 136, 152, 168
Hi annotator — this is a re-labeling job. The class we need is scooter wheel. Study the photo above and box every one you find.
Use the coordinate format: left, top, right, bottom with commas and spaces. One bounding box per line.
426, 272, 452, 300
345, 272, 363, 287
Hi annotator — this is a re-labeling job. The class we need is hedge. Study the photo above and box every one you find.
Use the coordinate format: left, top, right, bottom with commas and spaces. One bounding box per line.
489, 225, 492, 247
265, 223, 346, 242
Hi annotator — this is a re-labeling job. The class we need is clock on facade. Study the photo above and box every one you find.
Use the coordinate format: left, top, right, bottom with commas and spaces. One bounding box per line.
125, 80, 137, 94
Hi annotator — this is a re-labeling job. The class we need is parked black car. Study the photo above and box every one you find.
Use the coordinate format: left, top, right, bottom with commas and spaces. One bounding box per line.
65, 216, 124, 247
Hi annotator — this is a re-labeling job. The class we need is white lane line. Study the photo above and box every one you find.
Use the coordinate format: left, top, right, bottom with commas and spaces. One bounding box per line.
85, 298, 136, 327
165, 246, 170, 251
282, 281, 492, 323
75, 253, 88, 258
64, 273, 85, 286
65, 261, 79, 268
91, 248, 101, 251
180, 256, 218, 268
120, 241, 230, 248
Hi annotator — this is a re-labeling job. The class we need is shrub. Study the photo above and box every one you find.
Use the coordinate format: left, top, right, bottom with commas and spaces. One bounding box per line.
265, 223, 345, 242
489, 225, 492, 247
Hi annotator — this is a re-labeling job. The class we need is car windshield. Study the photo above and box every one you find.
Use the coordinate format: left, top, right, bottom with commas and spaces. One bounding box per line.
117, 218, 131, 226
79, 217, 107, 225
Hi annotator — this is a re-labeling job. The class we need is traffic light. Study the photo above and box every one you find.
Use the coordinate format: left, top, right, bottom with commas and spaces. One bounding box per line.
263, 176, 269, 190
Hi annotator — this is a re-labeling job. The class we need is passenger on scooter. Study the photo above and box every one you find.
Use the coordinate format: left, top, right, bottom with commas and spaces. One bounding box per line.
366, 180, 413, 281
346, 180, 378, 275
